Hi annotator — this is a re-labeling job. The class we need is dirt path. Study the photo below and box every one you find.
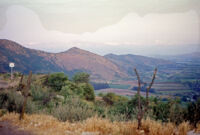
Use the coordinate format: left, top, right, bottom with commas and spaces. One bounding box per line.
0, 80, 9, 89
0, 80, 18, 90
0, 121, 33, 135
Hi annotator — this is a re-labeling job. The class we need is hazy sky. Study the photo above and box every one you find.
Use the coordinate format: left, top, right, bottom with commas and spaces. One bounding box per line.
0, 0, 199, 56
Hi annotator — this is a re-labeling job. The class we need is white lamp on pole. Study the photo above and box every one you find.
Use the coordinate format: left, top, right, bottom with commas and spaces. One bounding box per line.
9, 62, 15, 80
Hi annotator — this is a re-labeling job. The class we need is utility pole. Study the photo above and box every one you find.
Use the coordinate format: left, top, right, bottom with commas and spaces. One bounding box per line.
9, 62, 15, 80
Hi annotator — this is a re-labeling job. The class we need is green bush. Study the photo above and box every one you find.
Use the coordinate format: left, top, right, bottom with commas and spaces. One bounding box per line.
0, 90, 23, 113
102, 93, 128, 105
26, 98, 38, 114
107, 95, 142, 121
60, 81, 84, 98
0, 90, 38, 114
153, 100, 170, 122
152, 98, 186, 124
31, 85, 49, 101
52, 98, 95, 122
72, 72, 90, 83
168, 99, 185, 125
185, 98, 200, 127
80, 83, 95, 101
47, 73, 68, 91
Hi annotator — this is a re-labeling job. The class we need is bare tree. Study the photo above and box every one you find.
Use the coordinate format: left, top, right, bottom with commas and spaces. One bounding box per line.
17, 71, 32, 120
134, 68, 143, 129
134, 68, 157, 129
145, 68, 157, 112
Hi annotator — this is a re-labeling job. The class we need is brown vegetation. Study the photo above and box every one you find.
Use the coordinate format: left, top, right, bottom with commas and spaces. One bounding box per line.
0, 113, 194, 135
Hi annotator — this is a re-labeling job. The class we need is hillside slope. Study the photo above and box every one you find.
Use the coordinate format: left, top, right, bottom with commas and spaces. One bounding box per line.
0, 39, 61, 73
104, 54, 175, 80
0, 39, 126, 80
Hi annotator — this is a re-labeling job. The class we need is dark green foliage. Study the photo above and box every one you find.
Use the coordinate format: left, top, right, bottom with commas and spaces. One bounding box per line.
60, 81, 84, 98
13, 72, 22, 78
62, 72, 95, 101
72, 72, 90, 83
102, 93, 128, 105
98, 93, 104, 97
124, 95, 146, 119
152, 98, 185, 124
0, 90, 39, 114
0, 90, 23, 113
128, 94, 146, 107
80, 83, 95, 101
152, 100, 170, 122
107, 100, 131, 121
93, 101, 106, 117
47, 72, 68, 91
185, 98, 200, 127
106, 95, 145, 121
168, 99, 185, 125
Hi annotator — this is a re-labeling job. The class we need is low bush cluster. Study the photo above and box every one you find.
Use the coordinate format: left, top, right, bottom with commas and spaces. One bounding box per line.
52, 98, 96, 122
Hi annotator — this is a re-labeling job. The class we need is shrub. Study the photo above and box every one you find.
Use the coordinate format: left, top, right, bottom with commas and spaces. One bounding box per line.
0, 90, 38, 114
107, 101, 134, 121
72, 72, 90, 83
80, 83, 95, 101
47, 73, 68, 91
185, 98, 200, 127
52, 98, 95, 122
31, 85, 48, 101
0, 90, 23, 113
26, 98, 38, 114
102, 93, 128, 105
60, 81, 84, 98
152, 100, 170, 122
168, 99, 185, 125
93, 102, 106, 117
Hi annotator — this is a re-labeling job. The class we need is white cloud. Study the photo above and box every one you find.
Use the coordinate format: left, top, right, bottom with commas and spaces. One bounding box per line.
82, 11, 199, 46
0, 5, 199, 55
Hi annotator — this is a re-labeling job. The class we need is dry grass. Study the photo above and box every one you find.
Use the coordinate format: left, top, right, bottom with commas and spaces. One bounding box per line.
177, 122, 191, 135
0, 113, 192, 135
197, 123, 200, 133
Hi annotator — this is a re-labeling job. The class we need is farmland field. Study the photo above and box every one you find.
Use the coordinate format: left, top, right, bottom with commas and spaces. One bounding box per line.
95, 80, 195, 99
95, 88, 147, 97
108, 83, 131, 89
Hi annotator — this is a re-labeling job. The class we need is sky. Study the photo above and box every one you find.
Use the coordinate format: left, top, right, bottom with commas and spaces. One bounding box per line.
0, 0, 200, 56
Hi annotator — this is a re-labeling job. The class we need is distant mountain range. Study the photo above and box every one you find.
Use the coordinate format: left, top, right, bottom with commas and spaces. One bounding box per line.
153, 51, 200, 63
0, 39, 199, 81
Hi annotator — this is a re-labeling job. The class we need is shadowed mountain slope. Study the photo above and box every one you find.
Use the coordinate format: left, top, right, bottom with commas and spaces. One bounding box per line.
0, 39, 125, 80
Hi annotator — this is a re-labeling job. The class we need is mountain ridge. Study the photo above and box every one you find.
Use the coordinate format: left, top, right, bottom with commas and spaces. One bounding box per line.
0, 39, 126, 80
1, 39, 194, 81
